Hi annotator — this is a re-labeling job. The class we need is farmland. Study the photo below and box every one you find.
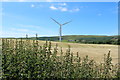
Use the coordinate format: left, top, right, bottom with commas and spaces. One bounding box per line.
3, 38, 118, 64
2, 2, 119, 79
16, 39, 118, 64
2, 38, 119, 78
27, 35, 119, 45
46, 41, 118, 64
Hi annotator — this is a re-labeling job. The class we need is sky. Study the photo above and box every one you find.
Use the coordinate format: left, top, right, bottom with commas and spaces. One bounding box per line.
1, 2, 118, 37
1, 0, 120, 2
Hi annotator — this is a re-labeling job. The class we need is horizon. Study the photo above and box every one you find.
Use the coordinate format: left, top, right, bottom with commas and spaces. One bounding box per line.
1, 2, 118, 37
1, 34, 119, 38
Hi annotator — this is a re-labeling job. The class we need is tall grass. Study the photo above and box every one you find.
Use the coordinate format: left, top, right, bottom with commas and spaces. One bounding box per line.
2, 38, 120, 79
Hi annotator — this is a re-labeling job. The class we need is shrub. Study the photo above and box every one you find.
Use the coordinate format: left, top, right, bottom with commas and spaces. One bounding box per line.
2, 38, 119, 79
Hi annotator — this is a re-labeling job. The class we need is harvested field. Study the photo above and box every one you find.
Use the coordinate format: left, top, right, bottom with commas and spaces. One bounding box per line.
5, 39, 118, 64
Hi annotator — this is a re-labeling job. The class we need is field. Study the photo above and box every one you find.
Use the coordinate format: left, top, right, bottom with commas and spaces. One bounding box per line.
52, 41, 118, 64
28, 35, 119, 45
1, 38, 120, 78
19, 39, 118, 64
2, 39, 118, 63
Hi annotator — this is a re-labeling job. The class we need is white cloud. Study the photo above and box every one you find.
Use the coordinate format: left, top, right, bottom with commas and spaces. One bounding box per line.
49, 3, 68, 11
49, 5, 68, 12
49, 6, 80, 12
30, 2, 72, 12
31, 4, 35, 8
49, 3, 80, 12
49, 5, 58, 10
59, 7, 68, 12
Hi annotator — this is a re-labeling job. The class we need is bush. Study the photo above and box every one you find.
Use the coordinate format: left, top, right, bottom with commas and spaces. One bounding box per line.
2, 38, 119, 79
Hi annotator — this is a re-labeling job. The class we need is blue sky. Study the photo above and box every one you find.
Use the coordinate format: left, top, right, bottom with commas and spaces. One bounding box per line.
1, 2, 118, 37
1, 0, 120, 2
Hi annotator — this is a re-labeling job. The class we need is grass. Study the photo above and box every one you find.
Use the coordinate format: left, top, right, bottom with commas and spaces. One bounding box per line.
27, 35, 119, 45
2, 38, 120, 79
7, 38, 118, 64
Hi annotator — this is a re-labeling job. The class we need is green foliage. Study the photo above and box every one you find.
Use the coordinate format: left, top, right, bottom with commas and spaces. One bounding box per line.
25, 35, 119, 45
2, 38, 119, 79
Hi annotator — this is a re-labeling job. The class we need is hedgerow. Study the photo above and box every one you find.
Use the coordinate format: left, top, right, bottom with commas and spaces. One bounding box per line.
2, 38, 120, 79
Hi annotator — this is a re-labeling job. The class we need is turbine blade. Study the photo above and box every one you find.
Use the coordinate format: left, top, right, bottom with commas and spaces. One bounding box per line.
62, 20, 72, 26
51, 17, 61, 25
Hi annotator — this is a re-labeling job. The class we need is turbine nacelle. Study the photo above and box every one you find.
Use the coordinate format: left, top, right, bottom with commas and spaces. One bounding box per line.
51, 17, 72, 26
51, 17, 72, 42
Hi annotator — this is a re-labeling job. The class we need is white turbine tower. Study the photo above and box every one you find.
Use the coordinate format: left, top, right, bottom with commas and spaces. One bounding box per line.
51, 17, 72, 42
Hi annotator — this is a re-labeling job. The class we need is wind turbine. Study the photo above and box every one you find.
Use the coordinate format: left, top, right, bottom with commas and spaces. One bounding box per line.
51, 17, 72, 42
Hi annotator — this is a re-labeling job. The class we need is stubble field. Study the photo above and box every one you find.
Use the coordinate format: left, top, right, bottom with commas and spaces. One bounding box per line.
4, 39, 118, 64
38, 40, 118, 64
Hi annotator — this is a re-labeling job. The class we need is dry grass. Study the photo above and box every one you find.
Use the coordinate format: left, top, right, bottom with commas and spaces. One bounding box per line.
48, 41, 118, 64
2, 38, 119, 78
5, 39, 118, 64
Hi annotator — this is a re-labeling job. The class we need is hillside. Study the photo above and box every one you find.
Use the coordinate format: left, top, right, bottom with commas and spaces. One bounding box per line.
27, 35, 119, 45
